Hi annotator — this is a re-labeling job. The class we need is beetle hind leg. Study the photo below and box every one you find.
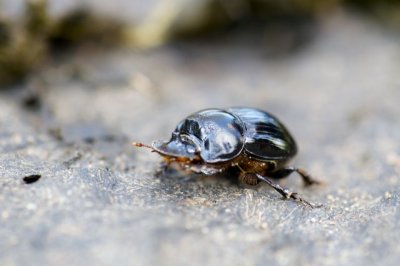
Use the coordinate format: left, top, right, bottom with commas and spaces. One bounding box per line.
255, 174, 321, 208
270, 167, 321, 186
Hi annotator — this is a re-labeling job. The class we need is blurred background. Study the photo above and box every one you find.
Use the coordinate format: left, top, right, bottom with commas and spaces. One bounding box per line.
1, 1, 400, 266
1, 0, 400, 87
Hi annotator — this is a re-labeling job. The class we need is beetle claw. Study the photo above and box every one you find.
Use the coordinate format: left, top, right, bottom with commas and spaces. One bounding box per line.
289, 192, 322, 208
255, 174, 320, 208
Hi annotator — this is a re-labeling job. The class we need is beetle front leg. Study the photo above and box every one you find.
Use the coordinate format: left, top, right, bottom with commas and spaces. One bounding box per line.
269, 167, 321, 186
155, 159, 175, 176
255, 174, 321, 208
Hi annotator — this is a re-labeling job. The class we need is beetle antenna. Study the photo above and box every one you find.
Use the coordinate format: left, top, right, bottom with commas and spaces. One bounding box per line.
132, 142, 154, 150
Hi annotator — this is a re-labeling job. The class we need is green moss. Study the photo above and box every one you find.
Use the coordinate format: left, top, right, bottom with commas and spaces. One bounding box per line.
0, 20, 11, 47
0, 1, 126, 87
25, 0, 50, 36
0, 33, 47, 87
346, 0, 400, 28
48, 9, 125, 48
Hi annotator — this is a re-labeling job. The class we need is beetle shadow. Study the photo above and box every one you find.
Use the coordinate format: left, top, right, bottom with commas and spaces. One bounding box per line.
153, 164, 242, 197
158, 164, 241, 182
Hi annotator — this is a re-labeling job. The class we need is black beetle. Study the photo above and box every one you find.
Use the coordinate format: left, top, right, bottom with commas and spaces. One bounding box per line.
134, 107, 321, 207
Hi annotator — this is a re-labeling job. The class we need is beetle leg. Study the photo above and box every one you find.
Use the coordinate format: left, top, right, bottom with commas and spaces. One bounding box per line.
269, 167, 321, 186
238, 172, 259, 186
188, 164, 223, 175
255, 174, 321, 208
155, 159, 175, 176
236, 164, 259, 185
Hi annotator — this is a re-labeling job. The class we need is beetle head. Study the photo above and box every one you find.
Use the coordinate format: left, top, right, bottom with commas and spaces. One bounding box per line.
151, 109, 245, 163
151, 132, 201, 161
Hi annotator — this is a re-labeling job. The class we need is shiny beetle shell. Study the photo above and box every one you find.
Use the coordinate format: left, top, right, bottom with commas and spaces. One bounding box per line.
152, 107, 297, 164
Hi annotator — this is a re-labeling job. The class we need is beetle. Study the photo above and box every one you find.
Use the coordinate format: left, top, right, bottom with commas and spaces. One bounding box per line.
133, 107, 321, 207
